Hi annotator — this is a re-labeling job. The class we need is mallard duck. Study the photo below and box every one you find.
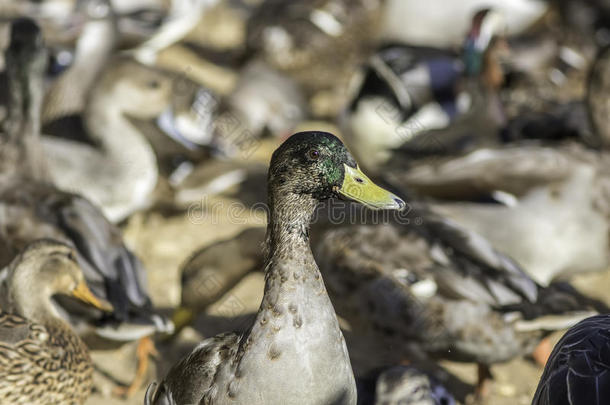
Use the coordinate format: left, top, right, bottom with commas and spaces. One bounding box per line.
0, 239, 113, 405
357, 366, 456, 405
387, 143, 610, 286
0, 17, 171, 397
587, 45, 610, 148
145, 131, 405, 405
532, 314, 610, 405
314, 204, 605, 396
344, 8, 508, 171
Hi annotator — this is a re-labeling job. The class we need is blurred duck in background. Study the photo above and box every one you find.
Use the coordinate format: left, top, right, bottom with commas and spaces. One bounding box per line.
169, 59, 307, 206
0, 240, 113, 405
246, 0, 385, 116
357, 365, 456, 405
40, 56, 180, 222
0, 17, 172, 397
314, 206, 607, 398
380, 0, 548, 48
171, 227, 266, 335
344, 8, 509, 171
387, 143, 610, 286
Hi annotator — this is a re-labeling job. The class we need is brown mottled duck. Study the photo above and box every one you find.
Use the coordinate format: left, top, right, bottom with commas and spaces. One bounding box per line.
0, 239, 113, 404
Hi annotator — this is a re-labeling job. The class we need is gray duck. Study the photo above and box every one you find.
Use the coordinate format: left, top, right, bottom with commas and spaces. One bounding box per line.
313, 204, 606, 396
0, 17, 171, 397
0, 239, 113, 405
145, 131, 405, 405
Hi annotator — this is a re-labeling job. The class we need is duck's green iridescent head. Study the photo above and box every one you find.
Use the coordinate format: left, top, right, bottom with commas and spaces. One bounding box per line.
269, 131, 405, 210
463, 9, 506, 76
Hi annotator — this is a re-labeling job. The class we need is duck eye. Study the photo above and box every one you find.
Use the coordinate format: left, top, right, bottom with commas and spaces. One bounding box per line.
147, 80, 160, 89
307, 149, 320, 160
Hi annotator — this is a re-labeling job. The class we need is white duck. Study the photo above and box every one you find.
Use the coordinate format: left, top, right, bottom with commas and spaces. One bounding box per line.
41, 56, 176, 222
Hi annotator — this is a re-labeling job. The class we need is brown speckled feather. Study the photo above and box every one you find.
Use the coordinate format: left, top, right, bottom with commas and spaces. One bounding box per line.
0, 313, 93, 404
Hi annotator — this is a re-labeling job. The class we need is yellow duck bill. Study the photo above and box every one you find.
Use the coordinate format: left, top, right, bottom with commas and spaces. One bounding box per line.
337, 164, 406, 210
72, 281, 114, 312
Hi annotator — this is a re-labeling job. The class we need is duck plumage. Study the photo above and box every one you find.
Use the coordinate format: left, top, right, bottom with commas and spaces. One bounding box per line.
532, 314, 610, 405
146, 131, 405, 405
314, 206, 603, 368
0, 239, 113, 405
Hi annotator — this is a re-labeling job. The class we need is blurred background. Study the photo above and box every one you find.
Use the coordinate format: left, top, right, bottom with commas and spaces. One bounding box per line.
0, 0, 609, 404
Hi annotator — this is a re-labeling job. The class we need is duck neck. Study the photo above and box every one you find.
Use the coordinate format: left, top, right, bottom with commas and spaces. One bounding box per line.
265, 188, 319, 264
72, 19, 116, 82
85, 97, 157, 169
45, 19, 116, 114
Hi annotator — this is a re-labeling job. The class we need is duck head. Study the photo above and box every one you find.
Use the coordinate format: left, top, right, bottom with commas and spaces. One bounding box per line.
269, 131, 405, 210
7, 240, 113, 322
88, 57, 173, 118
463, 9, 508, 80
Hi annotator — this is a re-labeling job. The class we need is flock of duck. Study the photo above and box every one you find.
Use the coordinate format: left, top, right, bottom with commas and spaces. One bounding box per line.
0, 0, 608, 404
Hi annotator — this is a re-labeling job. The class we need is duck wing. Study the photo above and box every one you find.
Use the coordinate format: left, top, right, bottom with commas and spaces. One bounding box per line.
532, 314, 610, 405
0, 312, 93, 403
145, 332, 240, 405
411, 207, 538, 306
